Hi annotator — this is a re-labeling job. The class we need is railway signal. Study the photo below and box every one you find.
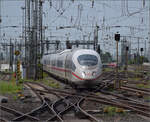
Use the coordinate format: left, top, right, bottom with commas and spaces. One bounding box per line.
66, 40, 72, 49
15, 50, 20, 56
140, 48, 143, 55
115, 32, 120, 89
125, 46, 129, 79
140, 48, 144, 73
115, 33, 120, 41
140, 48, 144, 64
97, 44, 100, 54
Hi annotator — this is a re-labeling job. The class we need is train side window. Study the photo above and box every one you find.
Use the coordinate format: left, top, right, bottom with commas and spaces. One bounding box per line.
46, 60, 47, 64
44, 60, 46, 64
65, 60, 69, 69
52, 60, 55, 66
66, 60, 72, 69
57, 60, 63, 67
54, 61, 56, 66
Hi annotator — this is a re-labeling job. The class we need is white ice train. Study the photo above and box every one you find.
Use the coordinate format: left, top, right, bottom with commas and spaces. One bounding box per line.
41, 49, 103, 88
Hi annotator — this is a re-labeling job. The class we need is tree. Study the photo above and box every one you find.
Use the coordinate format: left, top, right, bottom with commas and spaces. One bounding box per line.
100, 50, 112, 63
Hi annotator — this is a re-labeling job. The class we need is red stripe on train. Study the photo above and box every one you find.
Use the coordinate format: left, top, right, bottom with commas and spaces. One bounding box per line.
50, 66, 101, 81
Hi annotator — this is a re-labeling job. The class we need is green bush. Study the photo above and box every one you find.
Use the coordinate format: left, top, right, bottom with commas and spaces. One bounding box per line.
136, 84, 150, 89
0, 82, 22, 94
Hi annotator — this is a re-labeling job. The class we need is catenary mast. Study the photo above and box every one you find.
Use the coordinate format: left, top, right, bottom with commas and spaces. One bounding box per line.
148, 0, 150, 61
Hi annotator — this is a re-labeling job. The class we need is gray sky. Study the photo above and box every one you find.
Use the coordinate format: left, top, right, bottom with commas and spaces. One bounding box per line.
0, 0, 149, 55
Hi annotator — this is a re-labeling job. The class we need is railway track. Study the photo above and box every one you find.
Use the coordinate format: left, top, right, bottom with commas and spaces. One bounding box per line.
1, 79, 150, 121
121, 85, 150, 96
0, 118, 8, 122
25, 82, 101, 122
26, 82, 150, 118
0, 105, 39, 121
0, 72, 12, 81
35, 88, 150, 117
0, 81, 101, 121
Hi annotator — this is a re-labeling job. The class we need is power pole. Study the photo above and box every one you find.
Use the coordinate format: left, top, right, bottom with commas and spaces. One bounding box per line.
148, 0, 150, 62
137, 37, 140, 71
144, 40, 146, 57
9, 39, 14, 71
0, 0, 1, 64
25, 0, 43, 80
0, 0, 1, 44
94, 25, 99, 50
125, 46, 129, 78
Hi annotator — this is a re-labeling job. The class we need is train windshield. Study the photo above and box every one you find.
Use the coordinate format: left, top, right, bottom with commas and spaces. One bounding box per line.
77, 54, 98, 66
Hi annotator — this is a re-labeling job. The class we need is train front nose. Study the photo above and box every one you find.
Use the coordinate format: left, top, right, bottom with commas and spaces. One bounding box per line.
75, 53, 102, 87
81, 71, 97, 79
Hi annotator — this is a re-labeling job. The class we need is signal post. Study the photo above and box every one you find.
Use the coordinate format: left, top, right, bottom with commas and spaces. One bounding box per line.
125, 46, 129, 79
15, 50, 21, 85
114, 32, 121, 89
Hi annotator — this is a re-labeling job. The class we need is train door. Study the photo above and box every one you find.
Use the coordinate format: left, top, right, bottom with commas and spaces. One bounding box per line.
65, 54, 71, 81
65, 54, 68, 79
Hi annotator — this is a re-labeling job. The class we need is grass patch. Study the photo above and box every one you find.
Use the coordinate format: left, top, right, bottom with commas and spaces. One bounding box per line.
144, 96, 150, 100
128, 77, 141, 81
48, 82, 60, 88
103, 106, 126, 116
41, 79, 60, 89
0, 81, 23, 94
43, 72, 49, 78
103, 68, 113, 72
136, 84, 150, 89
19, 79, 35, 83
13, 95, 18, 101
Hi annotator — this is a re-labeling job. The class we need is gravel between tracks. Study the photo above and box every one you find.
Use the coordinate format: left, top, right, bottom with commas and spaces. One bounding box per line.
1, 72, 150, 122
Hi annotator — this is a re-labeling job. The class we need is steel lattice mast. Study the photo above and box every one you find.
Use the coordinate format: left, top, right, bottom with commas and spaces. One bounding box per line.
148, 0, 150, 62
25, 0, 43, 79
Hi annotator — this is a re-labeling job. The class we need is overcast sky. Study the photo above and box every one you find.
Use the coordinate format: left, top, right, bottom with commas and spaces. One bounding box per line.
0, 0, 150, 55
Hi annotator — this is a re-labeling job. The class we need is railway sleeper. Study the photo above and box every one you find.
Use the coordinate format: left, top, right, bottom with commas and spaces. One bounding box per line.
12, 98, 53, 121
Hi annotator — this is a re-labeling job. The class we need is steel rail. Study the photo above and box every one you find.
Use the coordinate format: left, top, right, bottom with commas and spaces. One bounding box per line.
0, 118, 8, 122
0, 105, 39, 121
26, 82, 79, 122
45, 98, 64, 122
100, 90, 150, 108
86, 97, 150, 117
121, 86, 150, 96
12, 82, 62, 121
24, 83, 63, 122
47, 96, 79, 122
77, 98, 101, 122
35, 89, 150, 117
26, 82, 150, 117
12, 101, 47, 121
47, 96, 99, 122
122, 85, 150, 92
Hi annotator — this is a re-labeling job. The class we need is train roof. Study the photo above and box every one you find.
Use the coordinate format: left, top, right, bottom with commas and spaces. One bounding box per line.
59, 49, 72, 55
43, 48, 97, 57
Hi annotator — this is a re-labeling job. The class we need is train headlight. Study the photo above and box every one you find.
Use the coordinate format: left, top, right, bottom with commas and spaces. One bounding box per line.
92, 71, 96, 76
82, 72, 86, 77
